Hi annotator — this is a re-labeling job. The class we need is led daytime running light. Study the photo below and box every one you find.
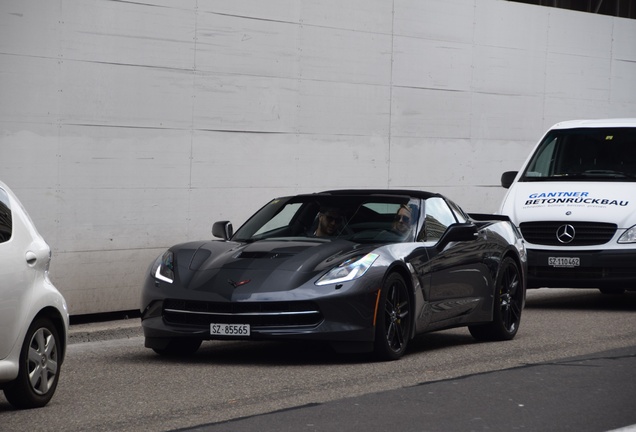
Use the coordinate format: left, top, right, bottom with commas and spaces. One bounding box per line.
316, 253, 379, 286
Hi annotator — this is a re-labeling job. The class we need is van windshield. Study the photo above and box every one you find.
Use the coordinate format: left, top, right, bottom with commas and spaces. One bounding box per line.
520, 127, 636, 182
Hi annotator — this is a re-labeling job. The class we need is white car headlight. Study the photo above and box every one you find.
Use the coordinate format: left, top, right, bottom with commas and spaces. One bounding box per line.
618, 225, 636, 244
316, 253, 379, 286
151, 251, 174, 283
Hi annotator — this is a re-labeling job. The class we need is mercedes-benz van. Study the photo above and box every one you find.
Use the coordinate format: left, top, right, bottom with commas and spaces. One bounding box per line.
499, 118, 636, 294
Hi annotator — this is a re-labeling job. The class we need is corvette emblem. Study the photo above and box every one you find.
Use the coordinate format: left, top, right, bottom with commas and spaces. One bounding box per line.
228, 279, 251, 288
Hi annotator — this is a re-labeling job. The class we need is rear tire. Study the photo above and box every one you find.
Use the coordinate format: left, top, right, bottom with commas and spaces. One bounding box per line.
373, 273, 412, 361
469, 257, 523, 341
3, 318, 62, 409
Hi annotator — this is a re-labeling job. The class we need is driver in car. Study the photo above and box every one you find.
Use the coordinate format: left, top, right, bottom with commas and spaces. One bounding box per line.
315, 207, 345, 237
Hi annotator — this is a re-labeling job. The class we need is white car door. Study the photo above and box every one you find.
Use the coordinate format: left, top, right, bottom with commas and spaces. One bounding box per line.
0, 186, 35, 360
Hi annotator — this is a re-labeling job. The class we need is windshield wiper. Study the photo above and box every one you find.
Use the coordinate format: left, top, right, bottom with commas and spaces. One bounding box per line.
583, 170, 636, 179
557, 170, 636, 179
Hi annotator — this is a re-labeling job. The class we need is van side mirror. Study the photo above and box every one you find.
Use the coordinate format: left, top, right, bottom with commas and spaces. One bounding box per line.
212, 221, 233, 240
501, 171, 518, 189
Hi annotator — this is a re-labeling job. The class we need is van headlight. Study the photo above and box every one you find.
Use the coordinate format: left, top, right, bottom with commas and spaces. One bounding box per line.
618, 225, 636, 244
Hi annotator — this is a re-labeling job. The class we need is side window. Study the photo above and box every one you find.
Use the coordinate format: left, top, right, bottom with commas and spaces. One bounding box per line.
0, 188, 12, 243
422, 197, 457, 242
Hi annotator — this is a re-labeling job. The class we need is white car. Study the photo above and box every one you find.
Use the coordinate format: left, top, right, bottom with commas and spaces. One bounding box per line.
0, 180, 69, 409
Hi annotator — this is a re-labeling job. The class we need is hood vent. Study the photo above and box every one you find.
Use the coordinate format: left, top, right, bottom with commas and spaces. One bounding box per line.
238, 251, 296, 259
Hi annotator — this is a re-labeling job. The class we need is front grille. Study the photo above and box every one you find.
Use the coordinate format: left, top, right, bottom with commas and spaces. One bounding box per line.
520, 221, 616, 246
162, 299, 323, 328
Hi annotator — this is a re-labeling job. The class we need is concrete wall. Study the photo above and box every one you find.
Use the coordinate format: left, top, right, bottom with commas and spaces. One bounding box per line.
1, 0, 635, 315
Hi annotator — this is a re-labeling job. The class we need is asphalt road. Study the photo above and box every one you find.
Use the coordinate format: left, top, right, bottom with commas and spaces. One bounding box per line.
186, 346, 636, 432
1, 288, 635, 432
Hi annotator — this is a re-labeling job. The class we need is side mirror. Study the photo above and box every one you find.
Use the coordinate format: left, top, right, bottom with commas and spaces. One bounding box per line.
501, 171, 518, 189
436, 223, 478, 251
212, 221, 233, 240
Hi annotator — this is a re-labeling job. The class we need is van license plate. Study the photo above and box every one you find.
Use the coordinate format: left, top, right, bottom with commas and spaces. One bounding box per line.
548, 257, 580, 268
210, 324, 250, 336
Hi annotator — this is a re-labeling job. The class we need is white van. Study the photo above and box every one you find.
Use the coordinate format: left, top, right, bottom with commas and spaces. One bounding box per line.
500, 118, 636, 294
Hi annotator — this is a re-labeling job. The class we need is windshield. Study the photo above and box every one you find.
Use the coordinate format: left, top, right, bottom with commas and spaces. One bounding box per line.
232, 194, 421, 244
520, 127, 636, 182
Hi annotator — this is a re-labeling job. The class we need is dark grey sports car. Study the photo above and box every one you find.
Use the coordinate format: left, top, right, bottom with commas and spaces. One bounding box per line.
141, 189, 527, 360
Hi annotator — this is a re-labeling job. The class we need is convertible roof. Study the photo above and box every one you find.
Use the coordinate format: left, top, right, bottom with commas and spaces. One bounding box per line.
317, 189, 442, 200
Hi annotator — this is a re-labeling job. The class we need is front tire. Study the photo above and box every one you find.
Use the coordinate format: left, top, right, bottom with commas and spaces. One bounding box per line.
3, 318, 62, 409
599, 288, 625, 295
373, 273, 412, 361
151, 338, 202, 357
469, 257, 523, 341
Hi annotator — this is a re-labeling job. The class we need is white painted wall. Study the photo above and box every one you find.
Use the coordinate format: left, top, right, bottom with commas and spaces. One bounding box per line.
1, 0, 635, 314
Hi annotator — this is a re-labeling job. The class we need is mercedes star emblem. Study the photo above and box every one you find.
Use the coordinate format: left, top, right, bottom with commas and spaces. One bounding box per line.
556, 224, 575, 244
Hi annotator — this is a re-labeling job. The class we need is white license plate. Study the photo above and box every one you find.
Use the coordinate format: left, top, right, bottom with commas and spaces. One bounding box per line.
548, 257, 580, 268
210, 323, 250, 336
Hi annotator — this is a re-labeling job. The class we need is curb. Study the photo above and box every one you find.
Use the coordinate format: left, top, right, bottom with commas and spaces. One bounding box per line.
68, 318, 143, 344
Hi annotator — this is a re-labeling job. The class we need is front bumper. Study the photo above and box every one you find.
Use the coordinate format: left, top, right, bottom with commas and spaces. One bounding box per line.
526, 248, 636, 289
141, 286, 380, 345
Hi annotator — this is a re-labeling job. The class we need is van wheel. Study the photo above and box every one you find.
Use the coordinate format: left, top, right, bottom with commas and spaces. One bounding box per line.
3, 318, 62, 409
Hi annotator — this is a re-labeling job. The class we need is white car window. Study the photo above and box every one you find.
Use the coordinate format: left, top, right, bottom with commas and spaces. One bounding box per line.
0, 188, 12, 243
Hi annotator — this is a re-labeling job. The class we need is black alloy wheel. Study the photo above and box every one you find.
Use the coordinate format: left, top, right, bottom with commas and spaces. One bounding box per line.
469, 257, 523, 341
3, 318, 62, 409
373, 273, 411, 361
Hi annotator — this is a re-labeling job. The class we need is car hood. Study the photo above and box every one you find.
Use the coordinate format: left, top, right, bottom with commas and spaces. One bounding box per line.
500, 182, 635, 227
180, 239, 374, 299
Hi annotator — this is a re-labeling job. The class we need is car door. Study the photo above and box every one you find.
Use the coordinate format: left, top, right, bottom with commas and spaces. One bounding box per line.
0, 186, 34, 359
418, 197, 491, 324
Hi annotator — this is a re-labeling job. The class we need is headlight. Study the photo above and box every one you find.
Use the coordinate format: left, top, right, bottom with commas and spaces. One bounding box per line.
151, 251, 174, 283
618, 225, 636, 244
316, 253, 379, 286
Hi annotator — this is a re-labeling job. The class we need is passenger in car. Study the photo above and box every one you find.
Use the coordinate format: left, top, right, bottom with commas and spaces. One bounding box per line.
392, 204, 415, 238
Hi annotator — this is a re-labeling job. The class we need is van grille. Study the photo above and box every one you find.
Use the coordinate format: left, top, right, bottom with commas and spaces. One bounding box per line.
519, 221, 616, 246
